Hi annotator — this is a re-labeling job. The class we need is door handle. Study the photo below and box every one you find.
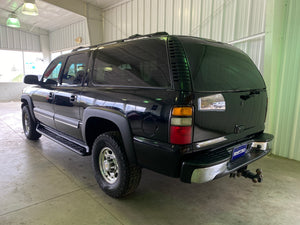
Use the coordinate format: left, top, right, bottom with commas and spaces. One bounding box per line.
70, 95, 77, 102
49, 92, 54, 99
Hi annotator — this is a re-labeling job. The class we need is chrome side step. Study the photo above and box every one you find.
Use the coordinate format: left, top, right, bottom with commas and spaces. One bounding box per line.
36, 124, 89, 156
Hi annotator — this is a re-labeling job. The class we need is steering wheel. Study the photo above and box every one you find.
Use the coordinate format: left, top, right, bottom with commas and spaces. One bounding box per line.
64, 74, 72, 79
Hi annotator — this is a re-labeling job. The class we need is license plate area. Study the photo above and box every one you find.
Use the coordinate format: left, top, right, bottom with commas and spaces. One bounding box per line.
231, 144, 248, 160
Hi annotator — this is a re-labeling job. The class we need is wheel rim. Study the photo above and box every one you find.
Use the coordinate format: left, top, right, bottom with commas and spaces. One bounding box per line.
99, 147, 119, 184
23, 112, 30, 136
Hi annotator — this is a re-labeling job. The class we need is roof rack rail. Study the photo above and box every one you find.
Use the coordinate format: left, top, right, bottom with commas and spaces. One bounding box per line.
128, 32, 169, 39
71, 46, 90, 52
128, 34, 143, 39
151, 31, 169, 36
72, 32, 170, 52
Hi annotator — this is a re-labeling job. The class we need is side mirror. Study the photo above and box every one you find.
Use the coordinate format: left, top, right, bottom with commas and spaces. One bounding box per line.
24, 75, 40, 85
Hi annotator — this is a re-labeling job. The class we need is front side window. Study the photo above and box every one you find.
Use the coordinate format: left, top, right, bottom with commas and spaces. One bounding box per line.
61, 53, 89, 86
92, 38, 171, 88
42, 60, 62, 83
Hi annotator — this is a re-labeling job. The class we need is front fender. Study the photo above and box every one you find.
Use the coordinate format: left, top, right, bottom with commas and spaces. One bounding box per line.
82, 107, 136, 164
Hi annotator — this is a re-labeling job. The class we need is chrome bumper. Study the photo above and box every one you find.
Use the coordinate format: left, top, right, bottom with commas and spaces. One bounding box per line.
180, 133, 274, 184
191, 161, 228, 183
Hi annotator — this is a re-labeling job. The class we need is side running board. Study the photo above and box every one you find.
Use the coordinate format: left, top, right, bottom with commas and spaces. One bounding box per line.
36, 124, 89, 156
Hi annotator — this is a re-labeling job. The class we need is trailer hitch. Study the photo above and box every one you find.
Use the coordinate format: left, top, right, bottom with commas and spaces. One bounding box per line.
230, 166, 263, 183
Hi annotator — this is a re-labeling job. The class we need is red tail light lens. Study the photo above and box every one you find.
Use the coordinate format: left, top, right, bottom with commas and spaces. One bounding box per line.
170, 126, 192, 145
170, 106, 193, 145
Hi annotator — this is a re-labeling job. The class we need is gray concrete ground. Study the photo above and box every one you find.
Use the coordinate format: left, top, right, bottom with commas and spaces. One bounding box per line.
0, 101, 300, 225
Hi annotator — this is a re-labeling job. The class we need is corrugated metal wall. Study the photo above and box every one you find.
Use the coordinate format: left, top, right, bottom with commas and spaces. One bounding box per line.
0, 25, 41, 52
49, 19, 90, 52
103, 0, 266, 72
264, 0, 300, 161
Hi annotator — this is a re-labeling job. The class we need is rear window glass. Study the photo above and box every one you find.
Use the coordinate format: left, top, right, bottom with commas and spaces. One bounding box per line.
92, 38, 171, 88
179, 37, 265, 92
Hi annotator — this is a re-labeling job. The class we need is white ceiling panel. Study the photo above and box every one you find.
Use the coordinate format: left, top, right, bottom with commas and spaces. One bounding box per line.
0, 0, 124, 32
0, 0, 86, 31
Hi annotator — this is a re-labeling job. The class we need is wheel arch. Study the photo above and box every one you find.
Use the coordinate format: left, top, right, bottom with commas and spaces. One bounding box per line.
82, 107, 137, 164
21, 94, 36, 122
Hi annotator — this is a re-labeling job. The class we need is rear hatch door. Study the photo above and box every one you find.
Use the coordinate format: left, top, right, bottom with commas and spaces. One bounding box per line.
178, 37, 267, 145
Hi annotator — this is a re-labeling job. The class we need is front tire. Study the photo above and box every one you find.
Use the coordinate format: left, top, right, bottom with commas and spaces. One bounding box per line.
22, 105, 41, 140
92, 132, 141, 198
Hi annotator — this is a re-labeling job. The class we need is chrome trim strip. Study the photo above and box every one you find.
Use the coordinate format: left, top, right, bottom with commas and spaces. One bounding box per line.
34, 111, 53, 120
55, 119, 79, 129
196, 137, 227, 148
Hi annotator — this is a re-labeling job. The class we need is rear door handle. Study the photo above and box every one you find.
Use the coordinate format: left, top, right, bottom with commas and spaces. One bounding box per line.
70, 95, 77, 102
49, 92, 54, 99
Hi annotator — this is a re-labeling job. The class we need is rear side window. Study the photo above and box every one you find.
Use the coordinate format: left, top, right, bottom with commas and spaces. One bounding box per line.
179, 37, 265, 92
92, 38, 171, 88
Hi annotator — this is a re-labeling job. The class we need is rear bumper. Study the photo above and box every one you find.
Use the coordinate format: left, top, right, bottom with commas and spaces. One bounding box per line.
180, 133, 273, 183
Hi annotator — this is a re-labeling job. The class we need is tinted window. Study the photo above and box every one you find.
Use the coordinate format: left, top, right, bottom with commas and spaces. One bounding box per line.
42, 60, 62, 83
179, 37, 265, 92
93, 38, 170, 87
61, 53, 89, 85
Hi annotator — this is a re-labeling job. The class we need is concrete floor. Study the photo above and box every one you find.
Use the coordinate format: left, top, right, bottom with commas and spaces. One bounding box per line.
0, 102, 300, 225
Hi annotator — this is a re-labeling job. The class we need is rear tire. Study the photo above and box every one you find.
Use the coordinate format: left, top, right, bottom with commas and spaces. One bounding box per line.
92, 132, 141, 198
22, 105, 41, 140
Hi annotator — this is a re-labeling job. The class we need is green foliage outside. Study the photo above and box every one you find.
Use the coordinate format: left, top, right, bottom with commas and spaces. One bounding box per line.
12, 74, 24, 82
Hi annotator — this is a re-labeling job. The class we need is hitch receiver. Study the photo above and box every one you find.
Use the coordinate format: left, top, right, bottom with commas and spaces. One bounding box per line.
230, 166, 263, 183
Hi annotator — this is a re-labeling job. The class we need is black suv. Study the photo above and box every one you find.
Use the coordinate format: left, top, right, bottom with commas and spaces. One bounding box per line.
22, 32, 273, 198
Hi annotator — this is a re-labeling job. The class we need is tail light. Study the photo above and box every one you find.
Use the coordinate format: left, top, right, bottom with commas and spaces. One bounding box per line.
170, 106, 193, 145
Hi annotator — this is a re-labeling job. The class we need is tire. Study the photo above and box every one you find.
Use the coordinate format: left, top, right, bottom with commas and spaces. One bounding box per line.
92, 132, 141, 198
22, 105, 41, 140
